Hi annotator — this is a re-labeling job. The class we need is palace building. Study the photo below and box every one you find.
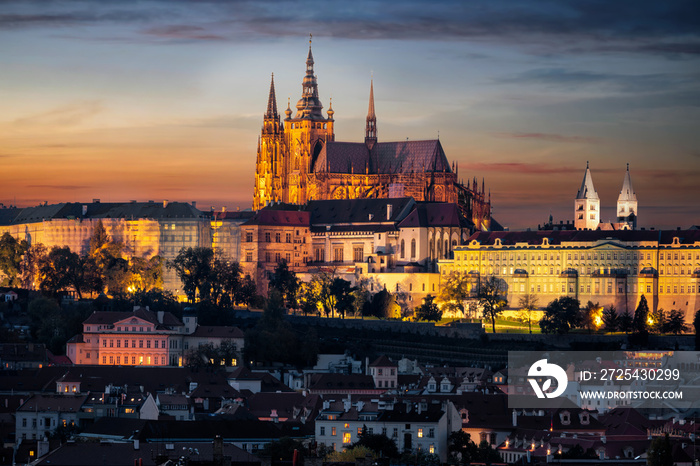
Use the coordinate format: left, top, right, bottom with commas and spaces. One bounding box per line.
253, 39, 491, 231
439, 229, 700, 319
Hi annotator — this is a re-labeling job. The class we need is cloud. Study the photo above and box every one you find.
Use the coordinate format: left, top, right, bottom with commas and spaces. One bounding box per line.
13, 101, 102, 128
1, 1, 698, 57
459, 162, 582, 175
27, 184, 90, 190
140, 24, 227, 41
491, 132, 600, 143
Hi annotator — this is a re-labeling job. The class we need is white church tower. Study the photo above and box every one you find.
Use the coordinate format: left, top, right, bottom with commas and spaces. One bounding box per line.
617, 163, 637, 229
575, 162, 600, 230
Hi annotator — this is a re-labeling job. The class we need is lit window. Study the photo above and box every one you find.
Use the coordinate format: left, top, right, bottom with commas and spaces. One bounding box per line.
331, 427, 337, 436
418, 428, 423, 438
343, 432, 352, 444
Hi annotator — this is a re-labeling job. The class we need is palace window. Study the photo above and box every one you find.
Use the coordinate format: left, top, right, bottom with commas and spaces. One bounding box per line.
354, 246, 363, 262
275, 232, 281, 243
245, 231, 253, 242
334, 247, 343, 262
265, 232, 271, 242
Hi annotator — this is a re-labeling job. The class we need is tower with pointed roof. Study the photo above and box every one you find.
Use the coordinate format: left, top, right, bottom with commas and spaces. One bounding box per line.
253, 74, 286, 211
365, 80, 377, 150
574, 162, 600, 230
617, 163, 637, 229
252, 39, 491, 231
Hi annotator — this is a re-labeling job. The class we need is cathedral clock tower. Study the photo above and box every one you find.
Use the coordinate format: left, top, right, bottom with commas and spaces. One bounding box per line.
282, 37, 334, 205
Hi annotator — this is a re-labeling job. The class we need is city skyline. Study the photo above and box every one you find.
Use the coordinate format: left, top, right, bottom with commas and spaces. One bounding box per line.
1, 0, 699, 230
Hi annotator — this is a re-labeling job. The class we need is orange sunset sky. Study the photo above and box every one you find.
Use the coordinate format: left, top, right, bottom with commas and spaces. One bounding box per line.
1, 0, 699, 230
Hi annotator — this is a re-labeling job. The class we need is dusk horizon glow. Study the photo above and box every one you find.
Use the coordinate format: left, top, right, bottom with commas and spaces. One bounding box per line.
2, 0, 699, 230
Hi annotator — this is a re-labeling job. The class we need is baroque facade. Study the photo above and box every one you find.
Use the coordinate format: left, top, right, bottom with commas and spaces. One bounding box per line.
253, 41, 491, 231
439, 229, 700, 319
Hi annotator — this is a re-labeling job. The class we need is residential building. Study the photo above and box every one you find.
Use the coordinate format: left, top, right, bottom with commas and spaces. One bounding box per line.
15, 394, 87, 441
66, 307, 245, 367
315, 397, 461, 462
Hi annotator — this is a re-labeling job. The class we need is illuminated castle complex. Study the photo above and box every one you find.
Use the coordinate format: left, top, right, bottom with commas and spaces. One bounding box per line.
253, 40, 491, 231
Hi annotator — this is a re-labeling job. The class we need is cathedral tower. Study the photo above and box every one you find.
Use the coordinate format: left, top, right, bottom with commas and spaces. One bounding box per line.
282, 37, 335, 204
254, 74, 284, 211
617, 163, 637, 229
574, 162, 600, 230
365, 80, 377, 150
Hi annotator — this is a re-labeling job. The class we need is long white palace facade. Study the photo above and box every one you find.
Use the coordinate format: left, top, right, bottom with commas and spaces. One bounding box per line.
440, 229, 700, 316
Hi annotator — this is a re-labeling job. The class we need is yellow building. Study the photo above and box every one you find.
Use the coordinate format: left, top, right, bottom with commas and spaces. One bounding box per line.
253, 40, 491, 230
0, 200, 212, 293
440, 229, 700, 320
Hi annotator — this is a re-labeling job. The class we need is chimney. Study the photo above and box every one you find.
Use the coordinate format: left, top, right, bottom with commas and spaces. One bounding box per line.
82, 205, 88, 216
387, 204, 393, 220
157, 311, 164, 324
512, 410, 517, 427
163, 200, 169, 208
213, 436, 223, 463
133, 439, 140, 450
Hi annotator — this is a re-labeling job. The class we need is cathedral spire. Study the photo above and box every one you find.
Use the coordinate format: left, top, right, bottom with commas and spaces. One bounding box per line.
265, 73, 278, 119
617, 163, 638, 228
365, 79, 377, 149
294, 35, 325, 119
576, 162, 599, 200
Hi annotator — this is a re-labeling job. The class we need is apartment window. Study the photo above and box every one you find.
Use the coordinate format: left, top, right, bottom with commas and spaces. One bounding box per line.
103, 340, 107, 347
245, 231, 253, 242
393, 428, 398, 438
428, 428, 435, 438
245, 251, 253, 262
285, 253, 291, 263
265, 252, 271, 263
132, 356, 136, 365
331, 427, 337, 436
146, 340, 151, 348
418, 428, 423, 438
109, 339, 113, 348
102, 356, 106, 364
116, 340, 120, 348
265, 232, 271, 242
139, 340, 144, 348
343, 432, 352, 444
275, 232, 281, 243
275, 252, 281, 263
333, 247, 343, 262
320, 427, 326, 436
315, 248, 325, 262
116, 356, 120, 365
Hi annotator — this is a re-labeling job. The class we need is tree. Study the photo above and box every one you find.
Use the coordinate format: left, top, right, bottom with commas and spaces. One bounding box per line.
168, 247, 215, 303
665, 309, 688, 335
39, 246, 89, 299
415, 295, 442, 322
185, 340, 240, 368
19, 243, 47, 290
326, 446, 376, 462
601, 305, 619, 333
89, 220, 110, 255
478, 276, 508, 333
353, 431, 399, 458
269, 261, 299, 309
437, 272, 471, 317
0, 232, 28, 286
127, 256, 164, 293
209, 256, 242, 308
581, 301, 601, 333
619, 308, 633, 333
235, 274, 257, 308
364, 288, 398, 319
540, 296, 581, 334
330, 277, 355, 318
646, 433, 673, 466
518, 293, 539, 334
633, 295, 650, 334
649, 308, 666, 334
448, 430, 478, 464
297, 279, 322, 316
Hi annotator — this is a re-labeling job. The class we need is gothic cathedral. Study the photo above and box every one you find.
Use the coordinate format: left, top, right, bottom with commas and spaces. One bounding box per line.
253, 40, 491, 231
